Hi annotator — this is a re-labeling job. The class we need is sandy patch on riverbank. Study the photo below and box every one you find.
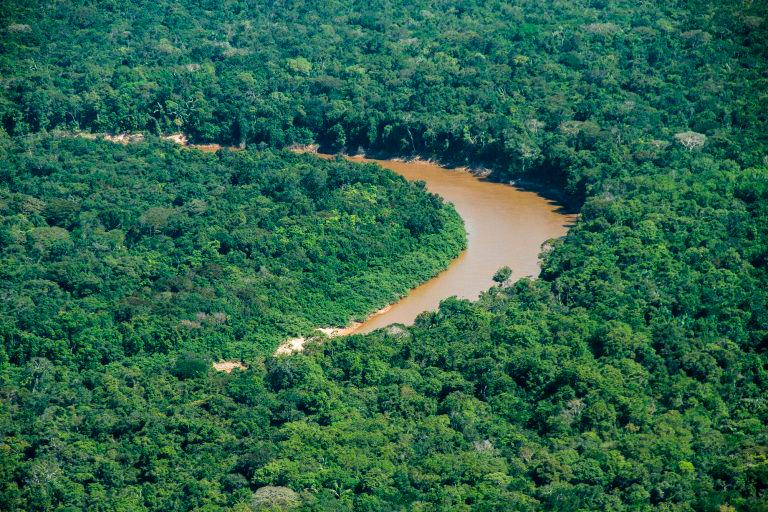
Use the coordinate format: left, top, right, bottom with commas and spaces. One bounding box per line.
162, 132, 240, 152
104, 133, 145, 144
162, 133, 188, 145
61, 130, 240, 152
275, 337, 311, 355
288, 143, 320, 153
274, 305, 393, 356
212, 360, 247, 373
58, 131, 145, 144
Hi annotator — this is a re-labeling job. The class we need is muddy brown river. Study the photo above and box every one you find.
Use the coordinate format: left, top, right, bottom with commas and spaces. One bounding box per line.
338, 156, 575, 334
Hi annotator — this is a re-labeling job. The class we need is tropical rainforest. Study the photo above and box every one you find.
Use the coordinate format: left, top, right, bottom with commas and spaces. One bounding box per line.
1, 0, 767, 511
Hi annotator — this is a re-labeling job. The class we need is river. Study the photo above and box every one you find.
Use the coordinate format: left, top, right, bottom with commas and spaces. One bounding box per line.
335, 155, 575, 334
80, 135, 575, 352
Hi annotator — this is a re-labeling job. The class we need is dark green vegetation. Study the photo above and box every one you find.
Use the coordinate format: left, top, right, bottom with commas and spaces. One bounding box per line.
0, 135, 464, 362
1, 0, 767, 511
2, 0, 767, 198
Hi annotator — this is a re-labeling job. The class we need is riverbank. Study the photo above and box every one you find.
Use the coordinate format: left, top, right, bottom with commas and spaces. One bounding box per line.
288, 144, 493, 178
56, 132, 572, 354
274, 305, 393, 355
275, 149, 575, 351
289, 144, 577, 212
56, 130, 242, 152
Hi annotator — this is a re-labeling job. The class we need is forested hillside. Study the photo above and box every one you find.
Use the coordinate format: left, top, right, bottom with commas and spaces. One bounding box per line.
1, 0, 767, 511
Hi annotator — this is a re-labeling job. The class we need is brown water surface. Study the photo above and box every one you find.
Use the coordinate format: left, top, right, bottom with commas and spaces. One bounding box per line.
334, 156, 575, 334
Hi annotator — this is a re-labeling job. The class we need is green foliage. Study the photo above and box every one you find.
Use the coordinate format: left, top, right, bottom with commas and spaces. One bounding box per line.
2, 0, 766, 199
492, 266, 512, 285
173, 352, 210, 379
0, 0, 767, 511
0, 137, 464, 368
251, 486, 301, 510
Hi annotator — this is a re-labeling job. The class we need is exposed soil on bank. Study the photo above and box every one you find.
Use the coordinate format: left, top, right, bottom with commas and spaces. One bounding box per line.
58, 134, 573, 354
212, 360, 247, 373
274, 149, 575, 354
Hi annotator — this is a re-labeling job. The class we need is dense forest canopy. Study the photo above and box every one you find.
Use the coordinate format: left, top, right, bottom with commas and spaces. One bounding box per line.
0, 135, 464, 364
2, 0, 766, 197
1, 0, 767, 511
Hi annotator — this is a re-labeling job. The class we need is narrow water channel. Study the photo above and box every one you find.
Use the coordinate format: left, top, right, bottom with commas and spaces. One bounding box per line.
341, 156, 576, 334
